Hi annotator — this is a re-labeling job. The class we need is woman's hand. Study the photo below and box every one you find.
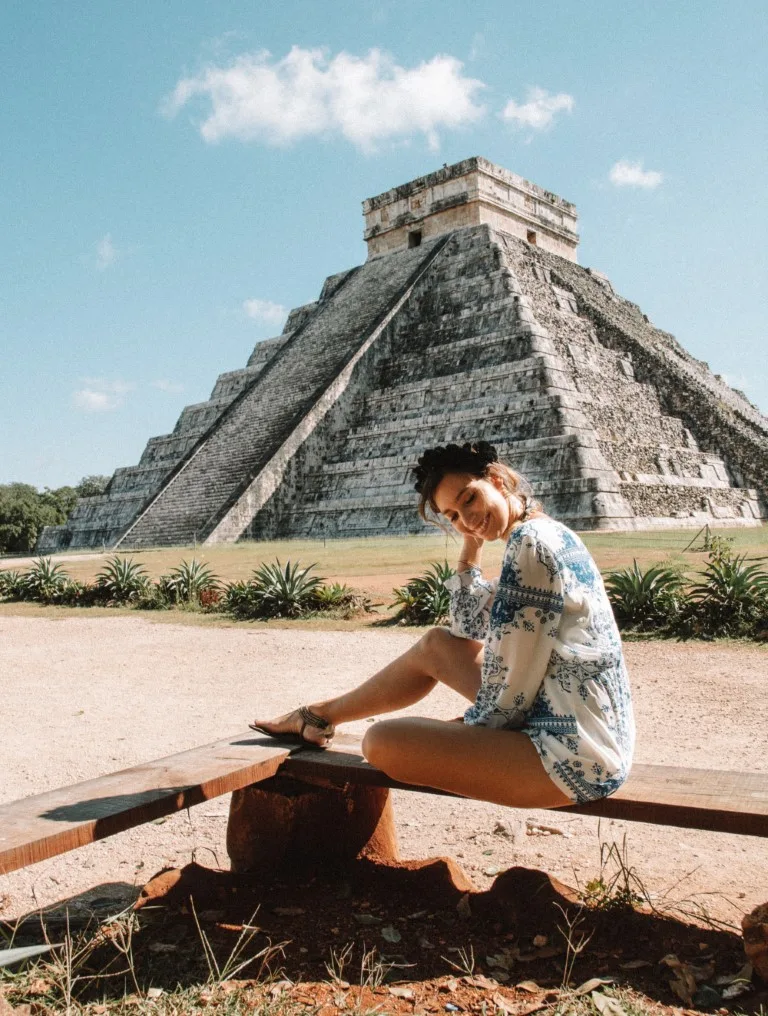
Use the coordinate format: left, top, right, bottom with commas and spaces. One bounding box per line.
457, 533, 484, 572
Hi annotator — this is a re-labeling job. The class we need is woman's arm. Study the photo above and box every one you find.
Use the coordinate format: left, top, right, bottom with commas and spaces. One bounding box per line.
445, 532, 497, 641
457, 532, 484, 572
464, 529, 564, 727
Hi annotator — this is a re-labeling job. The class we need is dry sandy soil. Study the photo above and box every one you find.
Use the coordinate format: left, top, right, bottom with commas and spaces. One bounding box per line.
1, 613, 767, 931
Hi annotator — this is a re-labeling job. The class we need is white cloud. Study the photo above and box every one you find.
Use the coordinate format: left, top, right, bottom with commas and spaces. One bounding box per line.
609, 159, 663, 189
71, 378, 134, 413
151, 379, 185, 393
501, 86, 574, 130
164, 46, 485, 152
243, 298, 288, 326
95, 233, 118, 270
72, 389, 113, 412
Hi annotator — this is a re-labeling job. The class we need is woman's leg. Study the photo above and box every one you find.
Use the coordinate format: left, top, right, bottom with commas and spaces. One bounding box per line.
362, 717, 572, 809
251, 628, 483, 743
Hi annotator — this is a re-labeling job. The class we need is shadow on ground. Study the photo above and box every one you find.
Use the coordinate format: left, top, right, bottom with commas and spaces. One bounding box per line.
3, 860, 766, 1013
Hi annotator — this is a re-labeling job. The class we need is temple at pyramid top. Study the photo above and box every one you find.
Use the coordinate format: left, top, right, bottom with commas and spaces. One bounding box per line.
363, 156, 579, 261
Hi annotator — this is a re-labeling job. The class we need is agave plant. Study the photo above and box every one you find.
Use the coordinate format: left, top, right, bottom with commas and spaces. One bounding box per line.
95, 555, 149, 603
0, 569, 25, 599
236, 560, 325, 619
312, 581, 373, 618
604, 560, 685, 631
391, 561, 456, 625
19, 557, 72, 604
161, 559, 221, 604
680, 549, 768, 638
313, 581, 356, 608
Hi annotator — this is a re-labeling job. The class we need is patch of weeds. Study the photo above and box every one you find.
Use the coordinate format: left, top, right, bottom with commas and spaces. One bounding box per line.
551, 984, 656, 1016
576, 830, 740, 934
326, 942, 392, 1016
441, 943, 475, 977
555, 904, 593, 989
1, 902, 288, 1014
578, 835, 649, 912
191, 900, 284, 984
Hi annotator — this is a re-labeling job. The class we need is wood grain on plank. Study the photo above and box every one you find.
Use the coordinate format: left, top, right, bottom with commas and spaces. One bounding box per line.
565, 763, 768, 836
4, 730, 767, 877
0, 734, 291, 875
282, 743, 768, 838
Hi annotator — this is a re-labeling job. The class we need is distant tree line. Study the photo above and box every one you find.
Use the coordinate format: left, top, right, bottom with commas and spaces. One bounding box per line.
0, 476, 110, 553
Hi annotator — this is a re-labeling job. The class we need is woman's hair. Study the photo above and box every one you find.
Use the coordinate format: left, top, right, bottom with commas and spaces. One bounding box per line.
413, 441, 542, 525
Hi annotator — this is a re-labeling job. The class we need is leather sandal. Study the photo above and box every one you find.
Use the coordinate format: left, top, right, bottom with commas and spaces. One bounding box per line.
249, 705, 336, 747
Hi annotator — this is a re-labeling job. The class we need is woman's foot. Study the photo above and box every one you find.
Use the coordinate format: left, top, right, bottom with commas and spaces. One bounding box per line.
249, 706, 335, 747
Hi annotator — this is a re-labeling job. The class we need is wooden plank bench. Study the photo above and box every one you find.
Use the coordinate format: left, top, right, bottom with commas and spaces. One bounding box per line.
2, 731, 767, 878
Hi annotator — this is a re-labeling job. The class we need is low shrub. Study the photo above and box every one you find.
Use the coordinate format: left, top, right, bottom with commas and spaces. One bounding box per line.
221, 579, 251, 617
133, 584, 173, 610
391, 561, 456, 625
674, 548, 768, 639
0, 562, 92, 606
95, 555, 149, 604
0, 569, 25, 600
159, 559, 221, 605
311, 581, 374, 618
228, 560, 324, 619
57, 578, 95, 607
604, 560, 685, 632
605, 545, 768, 641
198, 586, 223, 610
17, 557, 72, 604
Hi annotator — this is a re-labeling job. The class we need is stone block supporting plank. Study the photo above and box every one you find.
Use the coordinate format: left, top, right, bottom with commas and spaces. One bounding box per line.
226, 775, 399, 874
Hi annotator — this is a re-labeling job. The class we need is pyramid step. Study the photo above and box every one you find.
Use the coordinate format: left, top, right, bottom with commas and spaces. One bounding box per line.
119, 235, 453, 548
322, 432, 595, 466
365, 355, 554, 398
620, 482, 761, 521
360, 358, 572, 414
344, 400, 571, 445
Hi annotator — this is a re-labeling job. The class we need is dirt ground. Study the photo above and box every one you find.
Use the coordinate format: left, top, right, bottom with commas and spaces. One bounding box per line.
2, 613, 767, 936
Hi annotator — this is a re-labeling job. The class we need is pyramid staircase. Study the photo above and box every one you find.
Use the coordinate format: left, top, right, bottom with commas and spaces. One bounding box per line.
38, 224, 765, 551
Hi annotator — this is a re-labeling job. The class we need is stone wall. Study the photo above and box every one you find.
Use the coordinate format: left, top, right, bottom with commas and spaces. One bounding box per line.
526, 245, 766, 523
364, 156, 578, 262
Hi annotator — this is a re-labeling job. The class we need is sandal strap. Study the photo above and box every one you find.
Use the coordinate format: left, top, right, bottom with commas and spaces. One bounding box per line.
298, 705, 335, 737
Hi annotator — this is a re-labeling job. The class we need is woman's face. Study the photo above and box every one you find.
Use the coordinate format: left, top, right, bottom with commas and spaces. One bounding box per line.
432, 471, 512, 542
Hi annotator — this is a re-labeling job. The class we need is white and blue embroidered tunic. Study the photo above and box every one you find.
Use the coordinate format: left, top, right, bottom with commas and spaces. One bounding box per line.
444, 516, 635, 804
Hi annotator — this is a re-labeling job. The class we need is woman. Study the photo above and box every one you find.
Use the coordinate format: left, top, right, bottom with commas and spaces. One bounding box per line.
252, 441, 634, 809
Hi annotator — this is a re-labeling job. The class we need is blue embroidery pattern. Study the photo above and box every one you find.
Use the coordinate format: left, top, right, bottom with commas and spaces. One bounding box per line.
445, 518, 635, 804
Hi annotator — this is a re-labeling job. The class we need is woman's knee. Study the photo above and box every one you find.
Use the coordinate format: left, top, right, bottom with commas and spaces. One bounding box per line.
415, 625, 455, 662
362, 719, 405, 772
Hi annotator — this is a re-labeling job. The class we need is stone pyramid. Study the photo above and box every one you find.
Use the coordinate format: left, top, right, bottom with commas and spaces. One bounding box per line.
39, 157, 767, 551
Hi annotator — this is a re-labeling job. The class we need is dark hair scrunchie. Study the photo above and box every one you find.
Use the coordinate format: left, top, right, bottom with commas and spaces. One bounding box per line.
412, 441, 499, 494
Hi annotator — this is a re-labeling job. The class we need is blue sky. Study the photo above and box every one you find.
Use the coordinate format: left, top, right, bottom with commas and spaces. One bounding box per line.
2, 0, 766, 489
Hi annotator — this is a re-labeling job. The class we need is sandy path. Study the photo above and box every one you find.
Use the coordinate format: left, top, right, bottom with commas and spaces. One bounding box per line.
1, 614, 767, 928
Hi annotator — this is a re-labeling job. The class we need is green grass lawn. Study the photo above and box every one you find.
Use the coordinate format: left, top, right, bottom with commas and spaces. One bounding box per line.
3, 524, 765, 588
